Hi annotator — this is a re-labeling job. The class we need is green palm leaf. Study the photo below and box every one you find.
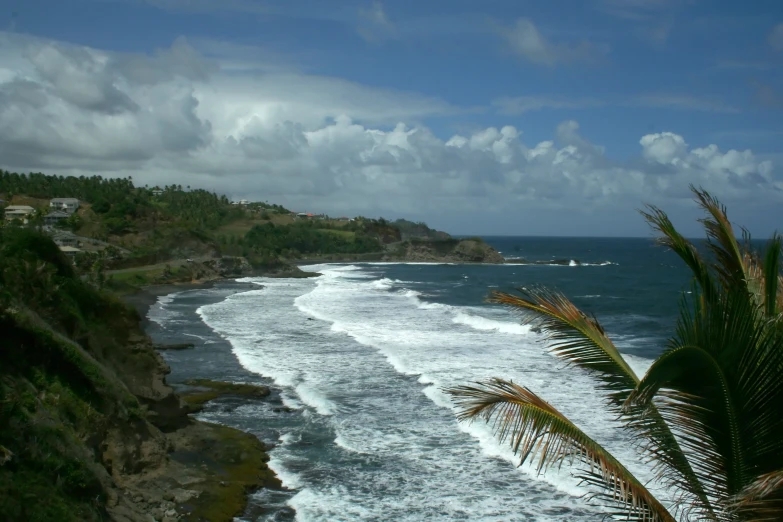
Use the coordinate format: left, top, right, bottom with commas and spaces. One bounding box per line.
625, 344, 740, 502
761, 234, 781, 318
639, 204, 717, 306
489, 288, 636, 401
488, 288, 715, 518
448, 379, 676, 522
692, 187, 748, 289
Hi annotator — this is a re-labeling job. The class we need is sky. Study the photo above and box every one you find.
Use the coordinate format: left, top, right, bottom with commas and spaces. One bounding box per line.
0, 0, 781, 236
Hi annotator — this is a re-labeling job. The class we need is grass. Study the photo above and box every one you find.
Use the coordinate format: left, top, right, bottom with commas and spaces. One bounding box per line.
214, 218, 265, 239
317, 229, 356, 240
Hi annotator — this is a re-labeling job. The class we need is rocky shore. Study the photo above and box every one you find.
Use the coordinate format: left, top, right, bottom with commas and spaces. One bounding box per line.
114, 284, 282, 522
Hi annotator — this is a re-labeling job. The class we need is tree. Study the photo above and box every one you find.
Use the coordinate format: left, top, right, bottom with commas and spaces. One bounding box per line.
448, 187, 783, 521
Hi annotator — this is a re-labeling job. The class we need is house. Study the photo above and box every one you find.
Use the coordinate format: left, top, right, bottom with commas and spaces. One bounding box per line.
53, 235, 78, 248
3, 205, 35, 223
296, 212, 308, 218
45, 210, 71, 226
58, 246, 81, 257
50, 198, 80, 214
239, 199, 249, 205
152, 189, 163, 196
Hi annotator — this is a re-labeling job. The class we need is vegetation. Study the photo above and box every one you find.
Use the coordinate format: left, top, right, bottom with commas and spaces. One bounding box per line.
0, 227, 143, 520
1, 170, 457, 271
243, 220, 384, 258
449, 187, 783, 521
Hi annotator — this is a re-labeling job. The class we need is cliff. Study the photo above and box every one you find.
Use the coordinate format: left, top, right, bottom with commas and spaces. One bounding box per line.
0, 228, 279, 522
382, 238, 505, 263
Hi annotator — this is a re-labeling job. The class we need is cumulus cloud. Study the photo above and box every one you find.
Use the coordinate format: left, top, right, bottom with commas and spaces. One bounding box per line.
499, 18, 609, 67
0, 31, 779, 234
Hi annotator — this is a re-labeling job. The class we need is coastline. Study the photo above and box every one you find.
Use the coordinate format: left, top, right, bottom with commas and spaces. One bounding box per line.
121, 279, 287, 521
123, 281, 221, 327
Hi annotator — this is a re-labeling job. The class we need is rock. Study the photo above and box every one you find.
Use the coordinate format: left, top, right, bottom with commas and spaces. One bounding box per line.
162, 492, 175, 501
165, 508, 177, 517
382, 238, 505, 264
153, 343, 195, 351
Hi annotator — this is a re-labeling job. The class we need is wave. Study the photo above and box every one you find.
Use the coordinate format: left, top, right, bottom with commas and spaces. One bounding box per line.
502, 259, 617, 267
194, 264, 660, 520
452, 311, 531, 335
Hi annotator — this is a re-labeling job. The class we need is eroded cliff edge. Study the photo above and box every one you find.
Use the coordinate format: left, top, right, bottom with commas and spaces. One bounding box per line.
0, 228, 279, 522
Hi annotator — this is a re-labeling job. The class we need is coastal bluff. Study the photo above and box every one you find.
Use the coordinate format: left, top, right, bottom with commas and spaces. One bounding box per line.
382, 238, 505, 263
0, 228, 280, 522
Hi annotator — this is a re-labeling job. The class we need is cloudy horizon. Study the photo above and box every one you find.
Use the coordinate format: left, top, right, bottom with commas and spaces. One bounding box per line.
1, 0, 781, 237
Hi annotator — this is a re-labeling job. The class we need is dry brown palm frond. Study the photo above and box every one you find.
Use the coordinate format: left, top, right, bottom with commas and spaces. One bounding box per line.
448, 379, 676, 522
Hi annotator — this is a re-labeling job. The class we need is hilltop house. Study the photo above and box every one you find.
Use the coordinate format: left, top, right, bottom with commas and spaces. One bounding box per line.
3, 205, 35, 223
58, 246, 81, 257
45, 210, 71, 226
51, 232, 78, 248
49, 198, 80, 214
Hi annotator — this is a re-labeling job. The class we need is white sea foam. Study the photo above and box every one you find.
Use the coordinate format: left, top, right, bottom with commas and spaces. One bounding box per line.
147, 292, 183, 327
452, 311, 531, 335
195, 264, 662, 520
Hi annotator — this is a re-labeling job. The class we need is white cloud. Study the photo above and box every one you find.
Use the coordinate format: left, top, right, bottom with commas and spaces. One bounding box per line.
357, 1, 397, 44
492, 96, 604, 115
0, 31, 779, 234
499, 18, 609, 67
769, 23, 783, 51
631, 94, 739, 113
640, 132, 689, 164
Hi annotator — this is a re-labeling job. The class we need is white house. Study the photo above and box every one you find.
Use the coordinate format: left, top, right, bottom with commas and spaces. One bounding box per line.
58, 246, 81, 257
49, 198, 80, 214
45, 210, 71, 226
3, 205, 35, 223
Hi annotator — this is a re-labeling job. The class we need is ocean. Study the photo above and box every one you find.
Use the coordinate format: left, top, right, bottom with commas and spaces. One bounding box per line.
147, 237, 695, 521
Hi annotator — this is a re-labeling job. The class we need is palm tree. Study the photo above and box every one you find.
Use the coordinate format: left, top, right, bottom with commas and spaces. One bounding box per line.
448, 187, 783, 521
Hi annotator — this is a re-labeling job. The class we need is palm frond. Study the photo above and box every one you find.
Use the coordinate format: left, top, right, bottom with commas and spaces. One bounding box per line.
729, 469, 783, 522
762, 234, 781, 318
691, 186, 748, 289
488, 287, 637, 403
735, 315, 783, 490
448, 379, 676, 522
489, 287, 716, 518
639, 205, 717, 304
626, 344, 739, 501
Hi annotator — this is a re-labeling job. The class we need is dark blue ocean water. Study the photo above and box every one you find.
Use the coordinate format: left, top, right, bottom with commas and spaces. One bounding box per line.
147, 237, 698, 521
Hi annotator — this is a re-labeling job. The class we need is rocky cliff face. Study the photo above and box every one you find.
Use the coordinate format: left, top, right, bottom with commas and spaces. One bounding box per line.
1, 283, 277, 522
382, 239, 505, 263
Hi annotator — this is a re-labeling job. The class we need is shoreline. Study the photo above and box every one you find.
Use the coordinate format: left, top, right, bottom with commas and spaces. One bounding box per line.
121, 279, 287, 521
123, 281, 221, 327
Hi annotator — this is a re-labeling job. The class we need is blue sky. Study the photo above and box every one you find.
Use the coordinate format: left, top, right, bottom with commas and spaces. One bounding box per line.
0, 0, 782, 235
